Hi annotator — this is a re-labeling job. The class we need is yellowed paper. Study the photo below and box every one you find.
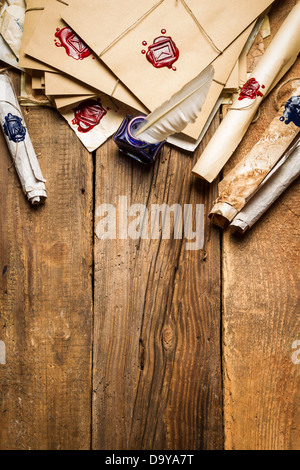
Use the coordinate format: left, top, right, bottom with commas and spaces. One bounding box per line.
210, 88, 300, 226
44, 70, 98, 96
225, 62, 239, 91
0, 36, 23, 68
150, 21, 253, 140
148, 23, 252, 140
20, 1, 103, 96
53, 22, 251, 142
0, 0, 25, 58
61, 0, 163, 57
20, 71, 52, 106
182, 23, 253, 139
0, 1, 24, 70
100, 0, 230, 111
261, 15, 271, 39
138, 22, 252, 141
62, 0, 274, 111
54, 94, 95, 109
63, 0, 274, 57
238, 47, 247, 86
59, 94, 143, 152
24, 0, 147, 112
184, 0, 274, 52
18, 0, 54, 71
193, 2, 300, 182
230, 139, 300, 233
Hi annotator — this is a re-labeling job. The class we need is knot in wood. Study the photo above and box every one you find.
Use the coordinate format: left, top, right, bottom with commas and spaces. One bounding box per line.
162, 327, 174, 350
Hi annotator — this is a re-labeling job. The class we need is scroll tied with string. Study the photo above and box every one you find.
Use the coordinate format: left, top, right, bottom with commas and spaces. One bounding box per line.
192, 1, 300, 182
0, 72, 47, 204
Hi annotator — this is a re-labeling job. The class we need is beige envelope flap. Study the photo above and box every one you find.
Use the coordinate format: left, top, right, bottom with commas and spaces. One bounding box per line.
225, 62, 239, 91
61, 0, 271, 112
54, 94, 95, 109
100, 0, 218, 111
62, 0, 162, 56
45, 71, 99, 96
184, 0, 275, 52
62, 0, 274, 56
19, 0, 55, 71
182, 22, 253, 139
24, 0, 147, 112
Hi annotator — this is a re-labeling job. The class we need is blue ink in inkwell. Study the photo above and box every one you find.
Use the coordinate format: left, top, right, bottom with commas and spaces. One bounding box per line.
3, 113, 26, 143
113, 115, 165, 165
279, 95, 300, 127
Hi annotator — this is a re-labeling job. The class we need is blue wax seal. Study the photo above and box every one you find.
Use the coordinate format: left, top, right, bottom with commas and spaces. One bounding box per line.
279, 95, 300, 127
3, 113, 26, 143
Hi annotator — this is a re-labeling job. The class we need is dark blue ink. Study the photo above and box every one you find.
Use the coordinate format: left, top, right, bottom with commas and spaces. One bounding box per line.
279, 95, 300, 127
3, 113, 26, 143
113, 115, 165, 165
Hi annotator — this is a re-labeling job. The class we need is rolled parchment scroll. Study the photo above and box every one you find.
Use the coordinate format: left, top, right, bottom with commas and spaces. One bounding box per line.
209, 83, 300, 228
192, 2, 300, 183
0, 73, 47, 204
229, 138, 300, 234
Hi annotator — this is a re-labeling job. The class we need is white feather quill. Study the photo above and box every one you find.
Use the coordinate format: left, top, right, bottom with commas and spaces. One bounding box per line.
134, 64, 214, 143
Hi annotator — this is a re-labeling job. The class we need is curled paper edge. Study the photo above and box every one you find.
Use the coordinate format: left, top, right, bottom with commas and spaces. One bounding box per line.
229, 139, 300, 233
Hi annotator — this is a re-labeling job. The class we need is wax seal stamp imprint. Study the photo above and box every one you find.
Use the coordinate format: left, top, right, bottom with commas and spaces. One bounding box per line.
142, 29, 179, 71
55, 27, 91, 60
3, 113, 26, 142
238, 78, 265, 101
280, 96, 300, 127
72, 99, 107, 133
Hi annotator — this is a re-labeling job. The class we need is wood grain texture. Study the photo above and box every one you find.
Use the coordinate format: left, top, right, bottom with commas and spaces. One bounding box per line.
223, 0, 300, 450
0, 1, 298, 451
0, 74, 94, 449
92, 118, 223, 450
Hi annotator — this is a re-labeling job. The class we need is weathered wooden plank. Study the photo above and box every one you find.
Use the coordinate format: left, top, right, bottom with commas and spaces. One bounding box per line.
0, 73, 94, 450
223, 0, 300, 450
93, 117, 223, 449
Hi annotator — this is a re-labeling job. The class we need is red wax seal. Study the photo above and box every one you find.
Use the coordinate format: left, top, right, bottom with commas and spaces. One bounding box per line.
72, 99, 107, 133
238, 78, 264, 100
55, 27, 91, 60
146, 35, 179, 69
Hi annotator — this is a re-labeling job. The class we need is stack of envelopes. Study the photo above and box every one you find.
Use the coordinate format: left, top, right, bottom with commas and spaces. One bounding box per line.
1, 0, 275, 152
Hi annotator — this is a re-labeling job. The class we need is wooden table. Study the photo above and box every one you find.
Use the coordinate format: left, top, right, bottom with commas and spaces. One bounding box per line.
0, 0, 299, 450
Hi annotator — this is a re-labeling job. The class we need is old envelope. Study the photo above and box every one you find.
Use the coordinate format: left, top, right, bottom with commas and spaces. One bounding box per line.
58, 94, 148, 152
54, 94, 95, 109
20, 1, 107, 98
62, 0, 274, 110
19, 0, 54, 71
163, 21, 253, 140
24, 0, 147, 112
0, 0, 25, 58
44, 71, 99, 96
50, 24, 251, 141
